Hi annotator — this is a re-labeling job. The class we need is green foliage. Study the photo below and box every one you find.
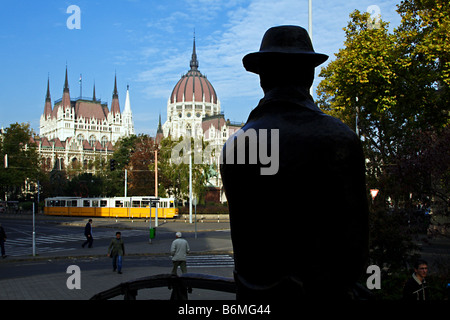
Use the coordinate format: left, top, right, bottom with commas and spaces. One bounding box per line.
65, 173, 104, 197
318, 2, 450, 299
317, 1, 450, 212
368, 209, 420, 272
158, 136, 212, 205
0, 123, 43, 200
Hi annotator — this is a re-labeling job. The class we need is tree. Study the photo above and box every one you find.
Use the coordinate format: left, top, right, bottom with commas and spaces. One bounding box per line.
157, 136, 211, 204
317, 10, 402, 196
65, 173, 104, 197
0, 123, 43, 200
128, 135, 157, 196
317, 4, 450, 211
395, 0, 450, 131
317, 3, 450, 297
105, 135, 139, 196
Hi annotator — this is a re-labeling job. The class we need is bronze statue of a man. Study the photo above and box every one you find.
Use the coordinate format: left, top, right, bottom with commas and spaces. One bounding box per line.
220, 26, 369, 300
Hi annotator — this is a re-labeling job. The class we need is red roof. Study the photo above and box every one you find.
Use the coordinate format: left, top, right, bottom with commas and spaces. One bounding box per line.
170, 71, 217, 104
41, 137, 51, 148
53, 137, 64, 149
75, 101, 108, 121
82, 140, 93, 150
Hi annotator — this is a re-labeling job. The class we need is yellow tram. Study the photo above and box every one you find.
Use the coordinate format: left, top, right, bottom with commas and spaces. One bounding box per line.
44, 196, 179, 218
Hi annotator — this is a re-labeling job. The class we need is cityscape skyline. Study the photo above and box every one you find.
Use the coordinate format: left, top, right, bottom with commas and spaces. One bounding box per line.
0, 0, 401, 137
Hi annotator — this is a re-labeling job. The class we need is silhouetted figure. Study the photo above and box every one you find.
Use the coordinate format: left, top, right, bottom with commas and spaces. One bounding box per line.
220, 26, 369, 301
82, 219, 93, 248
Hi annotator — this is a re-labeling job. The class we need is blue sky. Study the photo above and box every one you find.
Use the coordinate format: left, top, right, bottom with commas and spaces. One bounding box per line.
0, 0, 401, 136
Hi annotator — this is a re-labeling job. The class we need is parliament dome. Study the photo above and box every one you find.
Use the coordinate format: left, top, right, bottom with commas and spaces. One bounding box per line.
170, 38, 218, 104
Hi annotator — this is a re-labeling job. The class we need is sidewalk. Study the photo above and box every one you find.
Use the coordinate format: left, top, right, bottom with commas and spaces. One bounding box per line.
0, 215, 235, 300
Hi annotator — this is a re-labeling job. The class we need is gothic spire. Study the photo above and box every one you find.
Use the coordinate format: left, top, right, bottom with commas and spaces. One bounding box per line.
110, 73, 120, 114
93, 82, 96, 101
43, 75, 52, 117
46, 76, 51, 101
113, 73, 118, 99
64, 65, 69, 93
190, 33, 199, 71
62, 65, 71, 107
123, 84, 131, 114
157, 114, 163, 134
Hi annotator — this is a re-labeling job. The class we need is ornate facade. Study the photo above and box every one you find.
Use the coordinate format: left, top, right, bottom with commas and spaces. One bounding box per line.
161, 38, 243, 202
38, 67, 135, 171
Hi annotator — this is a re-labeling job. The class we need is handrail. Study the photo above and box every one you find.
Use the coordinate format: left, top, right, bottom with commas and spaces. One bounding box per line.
90, 273, 236, 300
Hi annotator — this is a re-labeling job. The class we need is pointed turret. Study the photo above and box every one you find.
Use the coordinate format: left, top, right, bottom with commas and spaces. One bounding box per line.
110, 73, 120, 114
156, 114, 164, 145
62, 66, 71, 108
121, 84, 134, 136
92, 83, 96, 102
190, 33, 199, 71
123, 84, 131, 114
43, 76, 52, 117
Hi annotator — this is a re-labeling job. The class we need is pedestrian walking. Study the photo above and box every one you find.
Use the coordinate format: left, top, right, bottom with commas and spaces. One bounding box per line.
107, 232, 125, 274
0, 223, 7, 258
81, 219, 93, 248
403, 259, 431, 300
170, 232, 190, 275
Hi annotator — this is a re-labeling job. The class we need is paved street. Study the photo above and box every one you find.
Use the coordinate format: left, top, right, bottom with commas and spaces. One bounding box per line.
0, 214, 234, 300
0, 255, 235, 300
1, 214, 449, 301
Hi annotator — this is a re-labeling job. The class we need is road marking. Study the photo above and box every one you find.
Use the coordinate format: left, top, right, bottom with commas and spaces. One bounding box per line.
186, 255, 234, 268
2, 229, 148, 257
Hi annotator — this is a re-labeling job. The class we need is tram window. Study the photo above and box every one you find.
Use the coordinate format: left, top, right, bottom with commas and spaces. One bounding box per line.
55, 200, 65, 207
170, 201, 174, 208
125, 201, 130, 208
83, 200, 90, 207
67, 201, 73, 207
161, 201, 167, 208
142, 200, 150, 208
100, 200, 107, 207
132, 201, 141, 208
115, 201, 124, 208
92, 200, 99, 207
48, 200, 54, 207
71, 200, 78, 207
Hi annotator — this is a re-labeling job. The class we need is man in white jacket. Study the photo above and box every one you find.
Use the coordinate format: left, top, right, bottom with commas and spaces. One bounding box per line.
170, 232, 190, 275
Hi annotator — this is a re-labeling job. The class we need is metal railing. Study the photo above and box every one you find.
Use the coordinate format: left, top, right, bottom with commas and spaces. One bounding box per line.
90, 273, 236, 300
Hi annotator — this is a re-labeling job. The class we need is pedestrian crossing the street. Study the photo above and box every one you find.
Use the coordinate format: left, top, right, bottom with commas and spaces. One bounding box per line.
3, 229, 148, 257
186, 254, 234, 268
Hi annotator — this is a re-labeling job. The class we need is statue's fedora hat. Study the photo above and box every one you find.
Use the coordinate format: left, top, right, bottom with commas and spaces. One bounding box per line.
243, 25, 328, 74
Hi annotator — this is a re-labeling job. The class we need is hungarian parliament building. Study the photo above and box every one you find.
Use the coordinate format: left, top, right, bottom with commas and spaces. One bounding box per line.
37, 67, 134, 172
36, 38, 242, 201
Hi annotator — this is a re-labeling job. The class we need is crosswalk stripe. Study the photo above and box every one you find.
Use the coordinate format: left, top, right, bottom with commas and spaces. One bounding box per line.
2, 229, 148, 257
186, 255, 234, 268
3, 247, 77, 257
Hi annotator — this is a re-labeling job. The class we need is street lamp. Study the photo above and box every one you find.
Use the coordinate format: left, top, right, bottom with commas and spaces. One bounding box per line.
193, 197, 198, 239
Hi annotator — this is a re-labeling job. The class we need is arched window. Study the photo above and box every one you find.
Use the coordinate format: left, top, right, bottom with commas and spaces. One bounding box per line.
89, 135, 96, 147
77, 134, 84, 145
101, 136, 108, 148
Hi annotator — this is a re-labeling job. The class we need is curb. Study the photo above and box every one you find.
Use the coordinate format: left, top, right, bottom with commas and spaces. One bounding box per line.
0, 250, 234, 264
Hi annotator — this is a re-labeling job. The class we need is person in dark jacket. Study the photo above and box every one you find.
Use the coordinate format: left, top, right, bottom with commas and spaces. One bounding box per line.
107, 232, 125, 274
0, 223, 7, 258
81, 219, 93, 248
403, 259, 430, 300
220, 25, 369, 301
